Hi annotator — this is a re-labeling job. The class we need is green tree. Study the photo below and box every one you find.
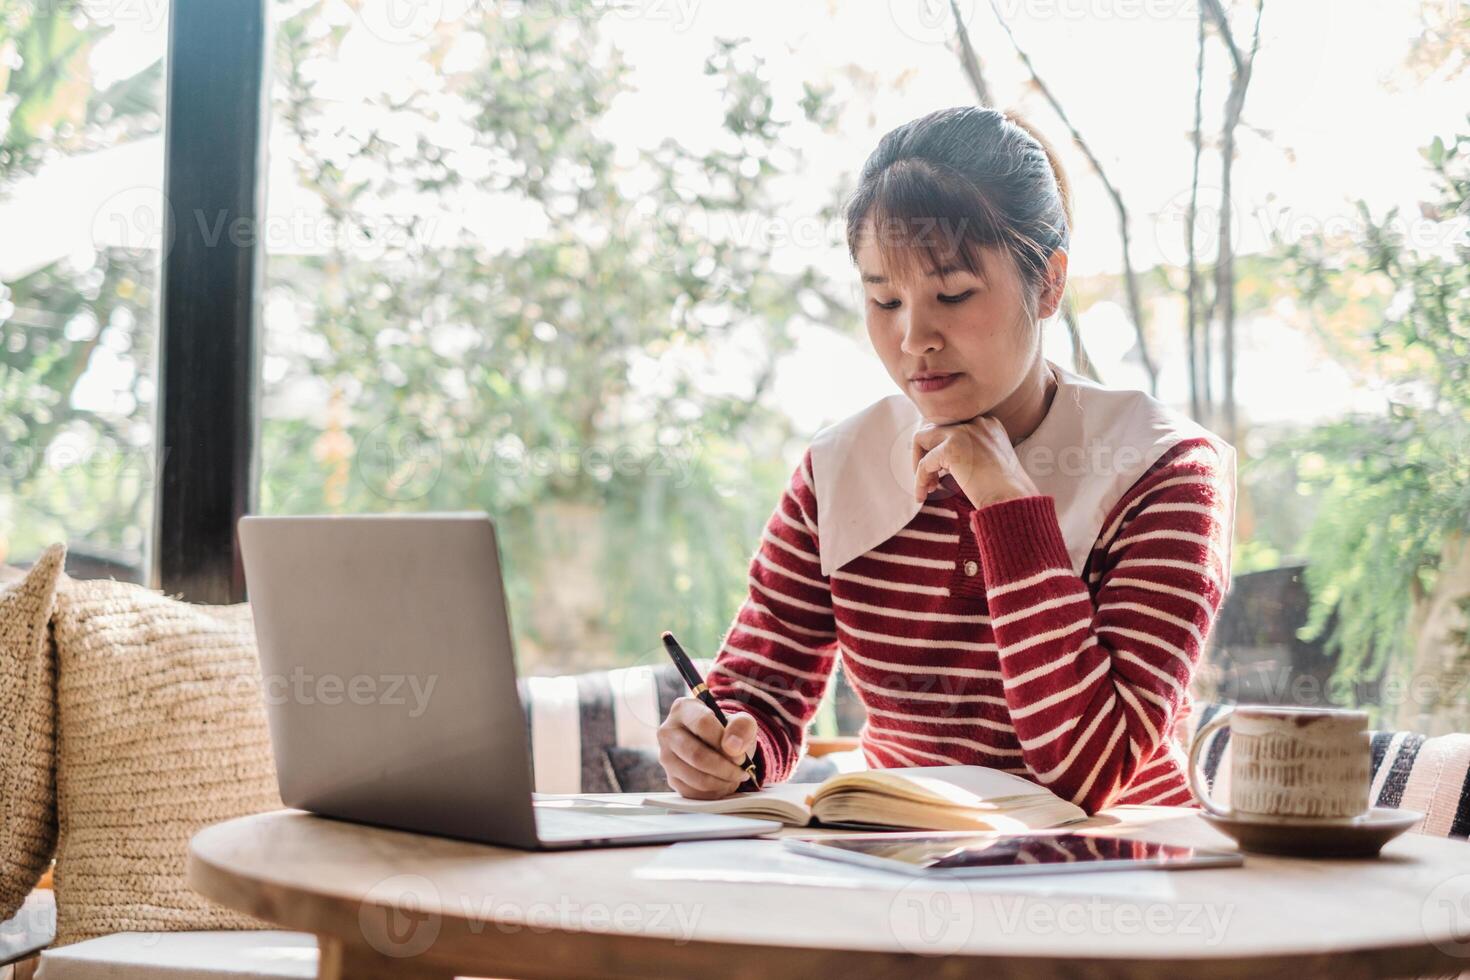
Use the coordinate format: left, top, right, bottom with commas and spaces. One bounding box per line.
0, 5, 163, 569
1269, 119, 1470, 730
260, 3, 838, 668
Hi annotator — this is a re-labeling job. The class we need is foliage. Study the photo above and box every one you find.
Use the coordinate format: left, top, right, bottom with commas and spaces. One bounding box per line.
2, 1, 839, 671
1267, 118, 1470, 703
0, 5, 162, 566
260, 1, 834, 667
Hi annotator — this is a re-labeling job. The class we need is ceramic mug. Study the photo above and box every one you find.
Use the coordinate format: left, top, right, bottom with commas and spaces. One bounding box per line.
1187, 705, 1372, 821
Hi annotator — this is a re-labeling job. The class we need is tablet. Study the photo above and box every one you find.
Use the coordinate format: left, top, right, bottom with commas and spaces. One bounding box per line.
781, 832, 1242, 878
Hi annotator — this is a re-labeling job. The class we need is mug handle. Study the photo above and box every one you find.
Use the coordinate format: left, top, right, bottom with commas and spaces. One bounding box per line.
1187, 708, 1233, 818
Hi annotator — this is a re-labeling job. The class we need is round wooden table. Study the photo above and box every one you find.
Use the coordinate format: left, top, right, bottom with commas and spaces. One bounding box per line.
188, 805, 1470, 979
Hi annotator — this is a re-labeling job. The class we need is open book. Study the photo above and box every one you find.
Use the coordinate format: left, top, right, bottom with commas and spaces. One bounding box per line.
641, 765, 1091, 833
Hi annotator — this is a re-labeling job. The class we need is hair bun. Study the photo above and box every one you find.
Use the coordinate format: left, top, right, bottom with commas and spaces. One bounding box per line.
1003, 110, 1073, 238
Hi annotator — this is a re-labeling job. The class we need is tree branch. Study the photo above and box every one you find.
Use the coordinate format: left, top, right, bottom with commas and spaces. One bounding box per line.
1186, 0, 1210, 425
981, 0, 1159, 394
950, 0, 995, 106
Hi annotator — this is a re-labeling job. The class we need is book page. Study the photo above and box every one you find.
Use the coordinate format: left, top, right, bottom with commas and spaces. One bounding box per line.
816, 795, 1090, 832
641, 781, 819, 825
817, 765, 1064, 808
810, 765, 1089, 831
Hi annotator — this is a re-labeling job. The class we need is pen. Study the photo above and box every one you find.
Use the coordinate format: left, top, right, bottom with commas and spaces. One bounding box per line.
660, 630, 760, 787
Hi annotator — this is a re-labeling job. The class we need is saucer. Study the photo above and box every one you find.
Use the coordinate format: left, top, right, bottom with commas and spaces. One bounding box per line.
1201, 807, 1423, 858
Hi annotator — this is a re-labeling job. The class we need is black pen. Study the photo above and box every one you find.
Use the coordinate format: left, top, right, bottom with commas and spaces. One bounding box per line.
660, 631, 760, 787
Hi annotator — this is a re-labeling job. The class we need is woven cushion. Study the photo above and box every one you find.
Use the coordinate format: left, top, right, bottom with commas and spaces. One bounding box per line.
1189, 703, 1470, 837
0, 544, 66, 924
49, 580, 282, 946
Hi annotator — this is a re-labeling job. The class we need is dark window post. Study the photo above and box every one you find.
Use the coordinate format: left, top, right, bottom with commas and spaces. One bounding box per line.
152, 0, 268, 603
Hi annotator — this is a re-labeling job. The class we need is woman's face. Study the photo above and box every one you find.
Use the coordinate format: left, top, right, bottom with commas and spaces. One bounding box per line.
856, 222, 1051, 426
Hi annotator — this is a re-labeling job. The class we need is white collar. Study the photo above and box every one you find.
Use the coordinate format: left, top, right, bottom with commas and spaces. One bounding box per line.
807, 359, 1237, 579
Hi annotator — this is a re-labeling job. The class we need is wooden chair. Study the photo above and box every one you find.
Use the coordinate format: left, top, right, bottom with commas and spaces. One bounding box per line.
806, 736, 860, 757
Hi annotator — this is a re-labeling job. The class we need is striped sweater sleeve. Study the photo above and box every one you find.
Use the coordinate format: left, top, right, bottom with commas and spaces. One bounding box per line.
705, 449, 838, 784
969, 439, 1233, 814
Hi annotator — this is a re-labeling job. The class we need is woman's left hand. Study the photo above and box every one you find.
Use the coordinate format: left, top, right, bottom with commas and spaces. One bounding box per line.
911, 415, 1042, 507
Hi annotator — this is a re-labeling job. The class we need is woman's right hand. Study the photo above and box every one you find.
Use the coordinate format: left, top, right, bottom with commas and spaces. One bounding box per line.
657, 696, 758, 800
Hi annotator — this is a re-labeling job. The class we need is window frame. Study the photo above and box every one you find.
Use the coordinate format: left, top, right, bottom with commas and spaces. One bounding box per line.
151, 0, 269, 604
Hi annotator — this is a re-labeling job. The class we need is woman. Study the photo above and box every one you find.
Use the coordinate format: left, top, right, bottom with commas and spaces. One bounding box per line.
656, 106, 1236, 815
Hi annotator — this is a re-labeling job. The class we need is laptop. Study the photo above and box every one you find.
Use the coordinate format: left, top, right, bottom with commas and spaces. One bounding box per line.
236, 512, 782, 849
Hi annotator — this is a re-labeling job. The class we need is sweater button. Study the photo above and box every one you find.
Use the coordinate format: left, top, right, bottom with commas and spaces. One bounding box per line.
963, 560, 979, 576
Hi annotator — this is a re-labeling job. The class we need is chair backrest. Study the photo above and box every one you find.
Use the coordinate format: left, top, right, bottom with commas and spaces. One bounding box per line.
1188, 702, 1470, 838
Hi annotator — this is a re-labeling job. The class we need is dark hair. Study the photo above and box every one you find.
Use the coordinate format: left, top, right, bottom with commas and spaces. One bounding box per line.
844, 105, 1072, 322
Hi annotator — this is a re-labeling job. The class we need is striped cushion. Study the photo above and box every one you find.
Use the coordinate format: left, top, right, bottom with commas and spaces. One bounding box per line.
1189, 703, 1470, 837
516, 660, 708, 794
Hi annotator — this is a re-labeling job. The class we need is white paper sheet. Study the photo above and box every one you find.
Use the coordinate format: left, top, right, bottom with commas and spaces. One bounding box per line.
632, 839, 1182, 901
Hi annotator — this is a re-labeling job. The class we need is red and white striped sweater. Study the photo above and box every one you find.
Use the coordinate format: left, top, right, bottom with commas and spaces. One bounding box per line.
705, 437, 1232, 815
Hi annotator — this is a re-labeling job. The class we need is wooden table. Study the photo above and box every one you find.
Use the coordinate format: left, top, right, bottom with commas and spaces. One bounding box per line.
188, 805, 1470, 979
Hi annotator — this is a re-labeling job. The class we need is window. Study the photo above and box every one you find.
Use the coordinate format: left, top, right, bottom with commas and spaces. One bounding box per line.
9, 0, 1468, 738
257, 1, 849, 683
0, 3, 169, 580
